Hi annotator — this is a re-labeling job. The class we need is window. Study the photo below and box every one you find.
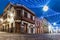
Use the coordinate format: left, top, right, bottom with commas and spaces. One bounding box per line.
24, 23, 28, 33
24, 11, 27, 18
7, 5, 12, 11
16, 10, 21, 17
33, 16, 35, 20
10, 5, 12, 9
3, 14, 7, 20
31, 15, 33, 20
12, 11, 14, 13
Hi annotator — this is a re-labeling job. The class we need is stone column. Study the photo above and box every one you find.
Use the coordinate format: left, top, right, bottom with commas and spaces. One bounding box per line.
27, 24, 31, 34
3, 24, 5, 31
22, 10, 24, 16
33, 25, 35, 34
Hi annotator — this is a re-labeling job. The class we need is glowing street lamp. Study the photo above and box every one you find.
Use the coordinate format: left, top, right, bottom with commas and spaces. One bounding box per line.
43, 5, 49, 12
53, 22, 57, 25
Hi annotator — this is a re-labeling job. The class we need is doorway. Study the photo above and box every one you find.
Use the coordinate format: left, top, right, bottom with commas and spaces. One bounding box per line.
15, 22, 21, 33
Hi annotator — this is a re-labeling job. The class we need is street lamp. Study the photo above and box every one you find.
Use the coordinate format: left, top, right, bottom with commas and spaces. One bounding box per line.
43, 5, 49, 12
53, 22, 57, 25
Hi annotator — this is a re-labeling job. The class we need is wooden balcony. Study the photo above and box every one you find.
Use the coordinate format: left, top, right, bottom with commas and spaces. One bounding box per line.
14, 16, 21, 20
21, 16, 35, 24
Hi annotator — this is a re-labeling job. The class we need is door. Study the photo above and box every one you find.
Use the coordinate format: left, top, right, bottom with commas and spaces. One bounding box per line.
15, 22, 21, 33
24, 23, 28, 33
31, 28, 33, 34
11, 23, 13, 32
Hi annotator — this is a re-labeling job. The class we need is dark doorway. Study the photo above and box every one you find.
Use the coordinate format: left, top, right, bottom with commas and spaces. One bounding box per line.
31, 28, 33, 34
15, 22, 21, 33
24, 23, 28, 33
11, 23, 13, 33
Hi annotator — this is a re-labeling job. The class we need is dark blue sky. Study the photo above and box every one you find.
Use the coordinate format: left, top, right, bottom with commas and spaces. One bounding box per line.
0, 0, 60, 27
0, 0, 9, 14
0, 0, 49, 15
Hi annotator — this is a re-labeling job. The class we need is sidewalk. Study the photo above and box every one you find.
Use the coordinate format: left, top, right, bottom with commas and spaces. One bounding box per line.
0, 32, 57, 40
0, 31, 7, 33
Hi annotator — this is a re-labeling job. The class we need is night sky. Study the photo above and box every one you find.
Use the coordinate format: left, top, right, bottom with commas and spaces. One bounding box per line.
0, 0, 60, 27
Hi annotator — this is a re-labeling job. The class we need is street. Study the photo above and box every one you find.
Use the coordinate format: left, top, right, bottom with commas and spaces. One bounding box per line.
0, 32, 59, 40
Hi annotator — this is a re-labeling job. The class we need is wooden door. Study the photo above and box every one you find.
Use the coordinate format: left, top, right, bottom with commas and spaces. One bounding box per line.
15, 22, 21, 33
24, 23, 27, 33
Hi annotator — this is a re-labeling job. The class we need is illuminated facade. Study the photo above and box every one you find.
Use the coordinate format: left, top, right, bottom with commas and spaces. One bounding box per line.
0, 3, 35, 34
42, 18, 49, 33
0, 3, 50, 34
35, 17, 49, 34
35, 17, 44, 34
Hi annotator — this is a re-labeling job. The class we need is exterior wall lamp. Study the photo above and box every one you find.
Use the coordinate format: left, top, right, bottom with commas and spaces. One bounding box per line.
9, 13, 14, 17
0, 18, 3, 23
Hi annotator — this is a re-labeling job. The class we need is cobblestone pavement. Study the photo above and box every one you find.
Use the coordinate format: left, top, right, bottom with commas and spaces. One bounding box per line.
0, 32, 60, 40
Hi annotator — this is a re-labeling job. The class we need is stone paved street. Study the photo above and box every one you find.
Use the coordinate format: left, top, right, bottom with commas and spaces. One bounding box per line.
0, 32, 60, 40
